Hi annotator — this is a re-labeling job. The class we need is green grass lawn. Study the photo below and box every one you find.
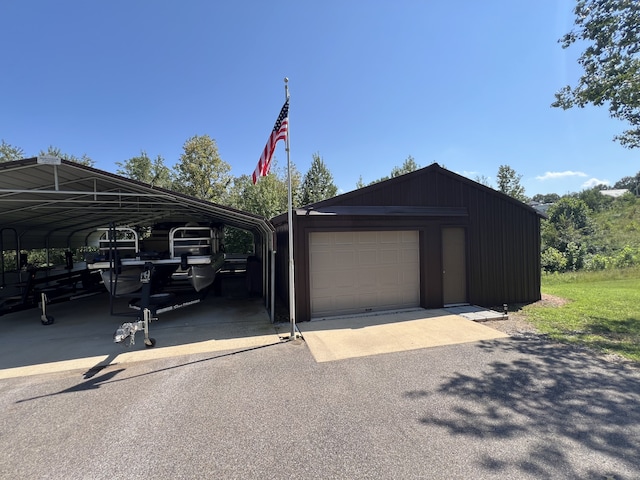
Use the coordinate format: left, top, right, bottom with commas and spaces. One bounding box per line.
521, 267, 640, 362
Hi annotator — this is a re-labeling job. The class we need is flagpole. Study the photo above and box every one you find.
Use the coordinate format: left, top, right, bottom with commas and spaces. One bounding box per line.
284, 77, 296, 339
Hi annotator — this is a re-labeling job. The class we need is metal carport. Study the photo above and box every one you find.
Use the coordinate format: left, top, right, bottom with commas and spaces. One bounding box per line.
0, 156, 276, 319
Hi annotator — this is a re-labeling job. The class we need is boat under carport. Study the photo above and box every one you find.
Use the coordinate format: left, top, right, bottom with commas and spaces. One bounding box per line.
0, 156, 276, 323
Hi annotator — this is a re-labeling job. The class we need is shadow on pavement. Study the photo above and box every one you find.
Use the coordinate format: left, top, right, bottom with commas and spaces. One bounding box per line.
409, 336, 640, 479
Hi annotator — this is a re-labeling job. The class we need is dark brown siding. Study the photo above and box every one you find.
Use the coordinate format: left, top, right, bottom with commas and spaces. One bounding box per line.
272, 164, 542, 322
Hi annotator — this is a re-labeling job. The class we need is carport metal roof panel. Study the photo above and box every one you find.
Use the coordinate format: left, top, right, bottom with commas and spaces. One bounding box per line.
0, 157, 274, 250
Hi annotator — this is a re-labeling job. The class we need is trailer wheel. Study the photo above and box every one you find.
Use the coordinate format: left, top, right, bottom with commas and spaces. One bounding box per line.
144, 338, 156, 348
41, 315, 55, 325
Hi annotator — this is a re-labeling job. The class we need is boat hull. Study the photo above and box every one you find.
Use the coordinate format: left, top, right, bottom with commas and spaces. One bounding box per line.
100, 267, 141, 295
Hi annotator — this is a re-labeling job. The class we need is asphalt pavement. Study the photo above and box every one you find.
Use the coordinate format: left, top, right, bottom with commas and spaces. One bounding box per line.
2, 322, 640, 479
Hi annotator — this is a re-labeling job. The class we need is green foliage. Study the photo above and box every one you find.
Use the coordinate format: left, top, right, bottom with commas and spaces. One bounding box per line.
553, 0, 640, 148
532, 193, 561, 204
541, 247, 568, 272
496, 164, 528, 202
116, 151, 173, 188
574, 185, 614, 212
614, 170, 640, 193
522, 267, 640, 362
300, 153, 338, 205
547, 197, 593, 233
360, 156, 420, 186
613, 245, 639, 268
584, 253, 610, 271
224, 160, 301, 253
227, 160, 301, 218
541, 197, 594, 271
390, 155, 420, 178
542, 188, 640, 272
473, 174, 492, 187
173, 135, 231, 203
223, 226, 254, 255
0, 139, 24, 162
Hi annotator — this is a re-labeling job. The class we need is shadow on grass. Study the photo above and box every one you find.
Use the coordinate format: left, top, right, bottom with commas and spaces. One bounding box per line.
413, 337, 640, 478
553, 316, 640, 361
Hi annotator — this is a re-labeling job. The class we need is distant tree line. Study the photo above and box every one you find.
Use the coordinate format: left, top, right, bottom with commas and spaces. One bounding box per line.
3, 137, 639, 272
473, 161, 640, 274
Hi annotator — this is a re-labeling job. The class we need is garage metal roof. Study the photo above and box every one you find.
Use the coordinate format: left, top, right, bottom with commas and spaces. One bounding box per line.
0, 157, 274, 251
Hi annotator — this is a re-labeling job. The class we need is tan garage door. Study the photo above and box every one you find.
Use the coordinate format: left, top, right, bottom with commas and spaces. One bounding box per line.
309, 230, 420, 319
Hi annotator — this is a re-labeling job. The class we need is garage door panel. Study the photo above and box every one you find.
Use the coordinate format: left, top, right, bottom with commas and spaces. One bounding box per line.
310, 232, 333, 246
310, 230, 420, 318
335, 232, 356, 245
334, 251, 356, 268
358, 249, 378, 266
356, 232, 377, 244
402, 248, 419, 263
380, 249, 399, 264
310, 251, 334, 269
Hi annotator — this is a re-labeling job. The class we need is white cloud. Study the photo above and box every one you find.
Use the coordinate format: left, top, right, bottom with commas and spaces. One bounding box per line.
535, 171, 588, 181
582, 178, 610, 188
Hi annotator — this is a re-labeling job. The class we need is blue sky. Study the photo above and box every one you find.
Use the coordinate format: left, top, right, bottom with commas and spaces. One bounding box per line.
1, 1, 637, 198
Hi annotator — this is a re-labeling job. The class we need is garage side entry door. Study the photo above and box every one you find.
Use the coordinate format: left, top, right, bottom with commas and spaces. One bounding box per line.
442, 227, 467, 306
309, 230, 420, 319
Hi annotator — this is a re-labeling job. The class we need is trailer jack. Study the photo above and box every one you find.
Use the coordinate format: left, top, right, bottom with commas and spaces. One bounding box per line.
113, 307, 156, 348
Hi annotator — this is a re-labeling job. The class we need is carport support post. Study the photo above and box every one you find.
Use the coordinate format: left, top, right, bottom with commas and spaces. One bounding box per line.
271, 250, 275, 322
284, 78, 296, 339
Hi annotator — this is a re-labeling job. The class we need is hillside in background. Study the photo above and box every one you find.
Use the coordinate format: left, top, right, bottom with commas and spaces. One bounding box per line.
540, 189, 640, 272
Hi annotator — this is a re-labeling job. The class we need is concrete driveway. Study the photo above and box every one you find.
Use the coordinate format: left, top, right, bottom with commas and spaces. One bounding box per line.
297, 308, 509, 362
1, 287, 509, 378
0, 290, 283, 379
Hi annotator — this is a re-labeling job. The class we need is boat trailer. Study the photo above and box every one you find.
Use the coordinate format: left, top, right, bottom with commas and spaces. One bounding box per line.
113, 262, 205, 348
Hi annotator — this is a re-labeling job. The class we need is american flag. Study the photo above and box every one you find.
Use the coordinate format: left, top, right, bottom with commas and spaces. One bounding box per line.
252, 99, 289, 184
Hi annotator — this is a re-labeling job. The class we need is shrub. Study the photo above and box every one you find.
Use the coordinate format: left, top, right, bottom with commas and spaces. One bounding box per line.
541, 247, 568, 272
613, 246, 639, 268
585, 254, 609, 271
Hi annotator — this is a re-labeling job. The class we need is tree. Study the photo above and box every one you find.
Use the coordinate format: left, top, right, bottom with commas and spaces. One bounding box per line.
227, 159, 301, 218
361, 156, 421, 186
473, 174, 492, 187
575, 185, 614, 211
532, 193, 561, 204
224, 159, 301, 253
496, 165, 528, 202
390, 155, 420, 178
541, 196, 595, 270
299, 153, 338, 205
116, 151, 173, 188
553, 0, 640, 148
38, 146, 94, 166
614, 170, 640, 194
172, 135, 231, 203
0, 139, 24, 162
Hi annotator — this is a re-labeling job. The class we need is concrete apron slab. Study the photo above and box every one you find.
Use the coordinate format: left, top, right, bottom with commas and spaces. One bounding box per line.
297, 308, 510, 363
0, 292, 282, 380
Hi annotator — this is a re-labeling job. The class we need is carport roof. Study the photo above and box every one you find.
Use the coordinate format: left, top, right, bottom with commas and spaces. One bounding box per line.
0, 157, 274, 250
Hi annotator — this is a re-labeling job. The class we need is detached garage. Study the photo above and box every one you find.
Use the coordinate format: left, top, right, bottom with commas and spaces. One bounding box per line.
272, 163, 543, 323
